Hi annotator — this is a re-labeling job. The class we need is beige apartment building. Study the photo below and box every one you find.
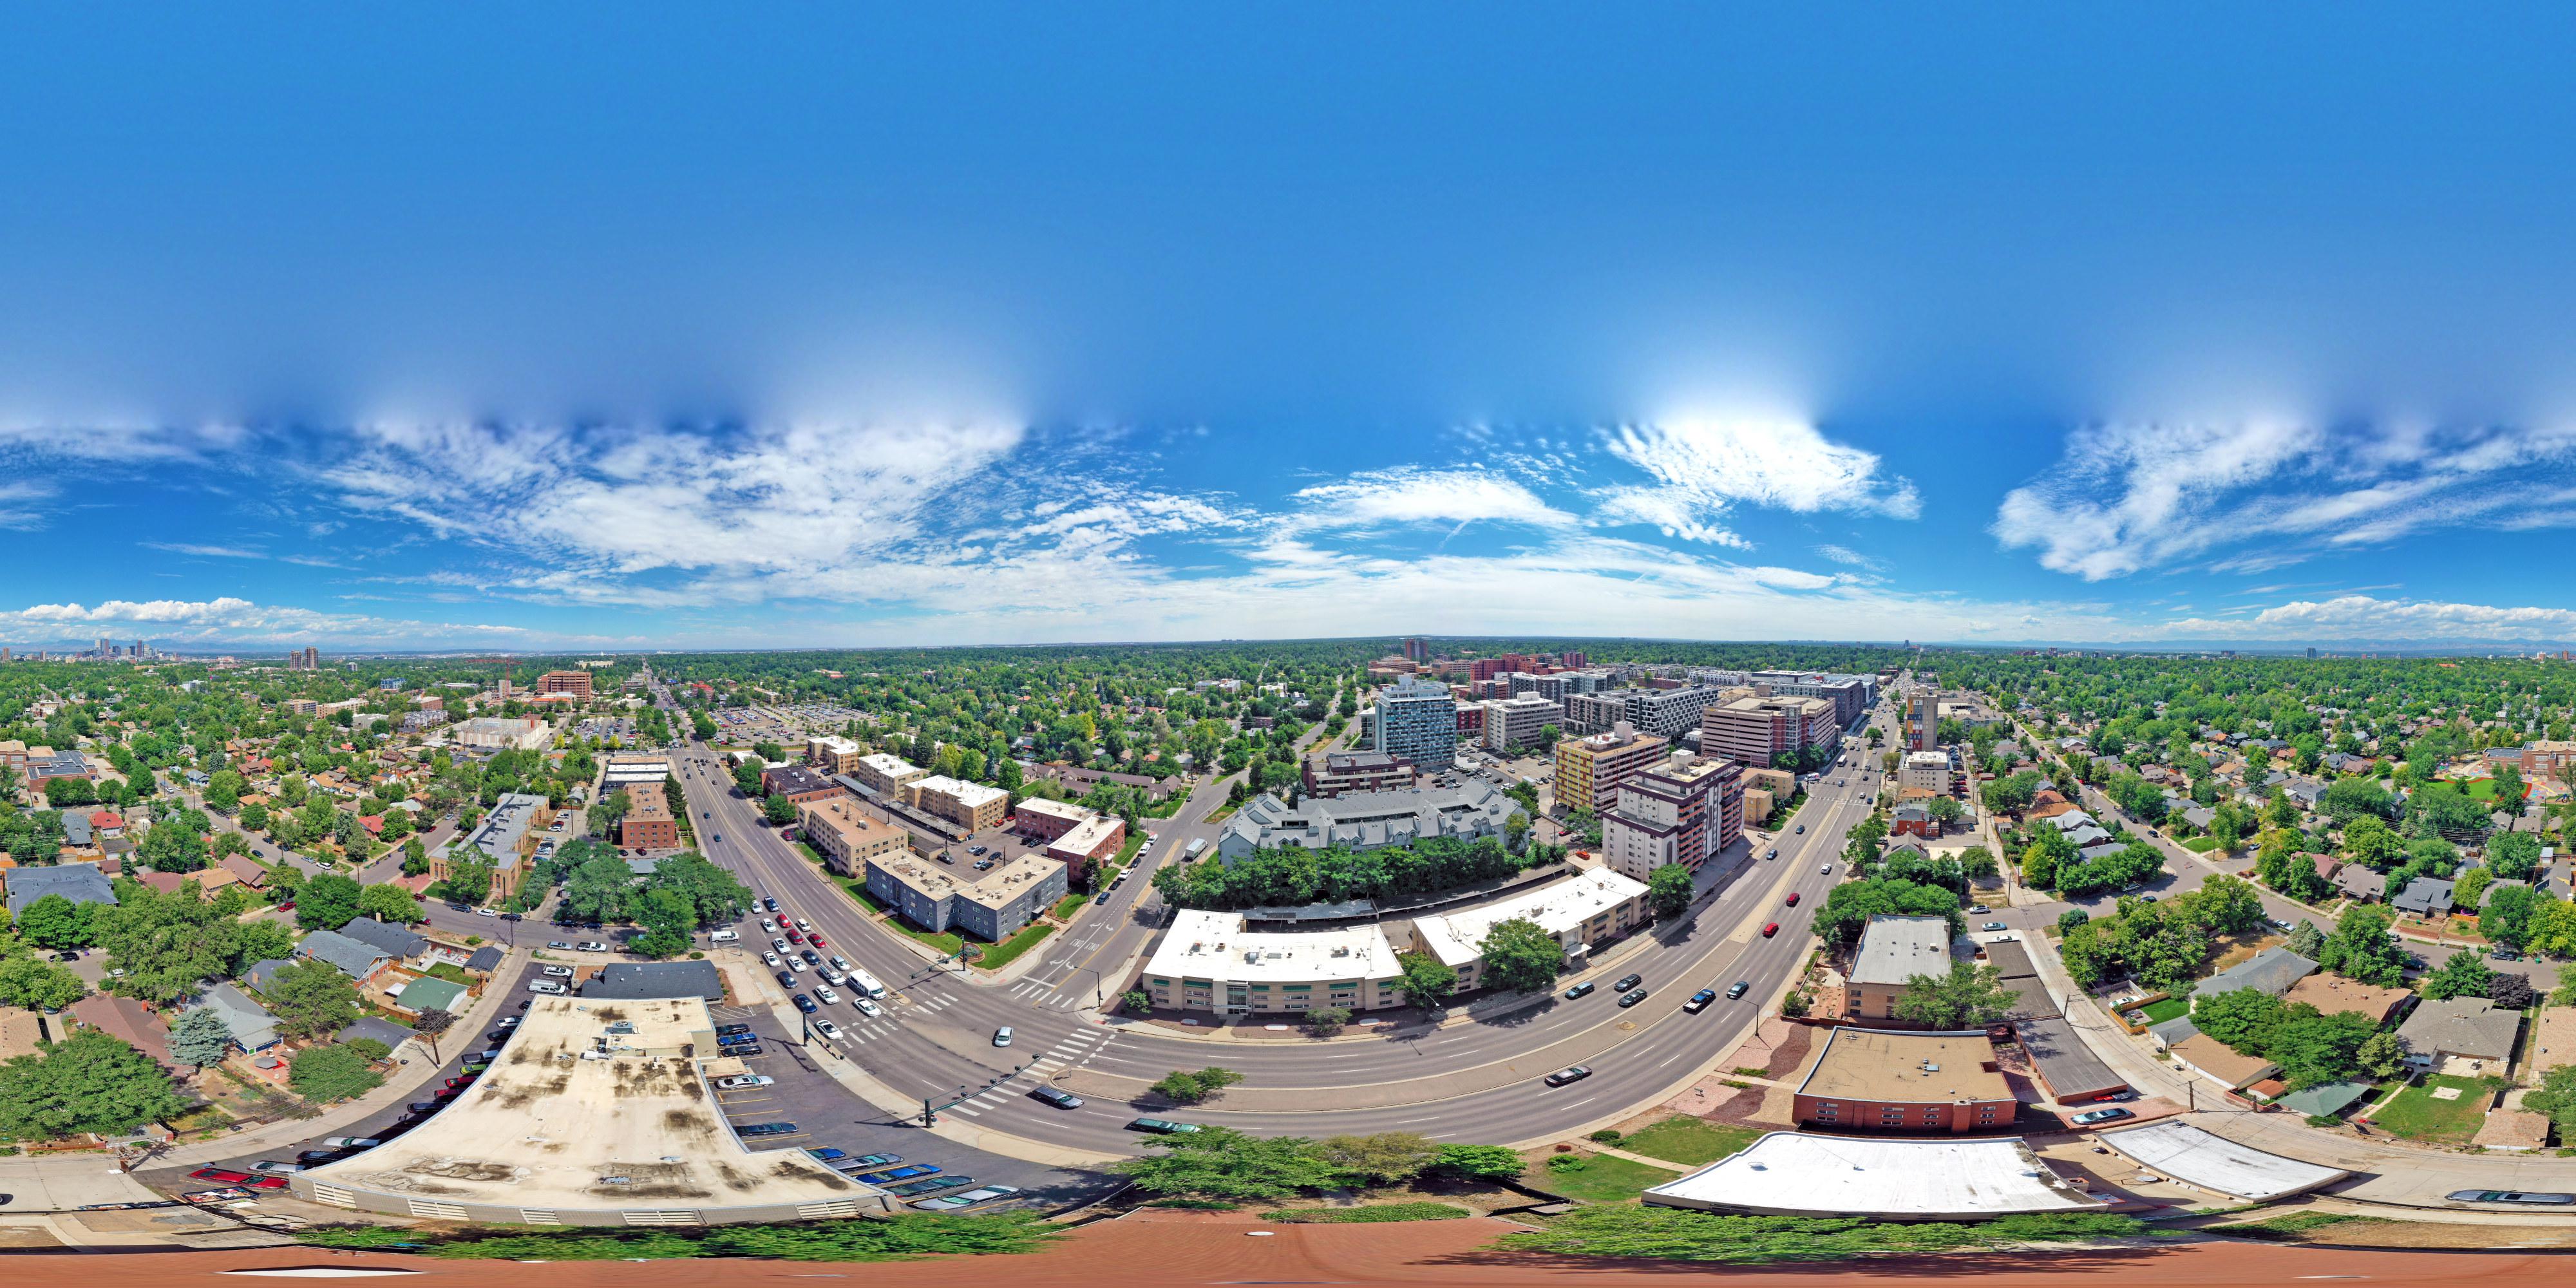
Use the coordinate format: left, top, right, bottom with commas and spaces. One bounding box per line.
806, 734, 867, 775
907, 774, 1009, 833
1553, 723, 1669, 815
799, 796, 909, 877
852, 752, 929, 798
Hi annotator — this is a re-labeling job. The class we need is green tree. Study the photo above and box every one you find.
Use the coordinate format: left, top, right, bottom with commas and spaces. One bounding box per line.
630, 887, 697, 958
14, 895, 95, 950
1150, 1066, 1244, 1105
94, 882, 241, 1003
1425, 1142, 1526, 1182
1315, 1131, 1439, 1186
2284, 919, 2325, 958
0, 955, 88, 1010
1810, 876, 1964, 947
2190, 988, 2286, 1052
203, 769, 244, 813
266, 959, 362, 1041
1645, 864, 1694, 919
167, 1005, 238, 1069
1891, 961, 2018, 1029
2355, 1030, 2409, 1080
1113, 1127, 1343, 1202
431, 855, 495, 907
234, 918, 296, 969
0, 1030, 184, 1139
1476, 917, 1564, 994
401, 837, 430, 876
355, 883, 425, 925
2480, 882, 2541, 951
288, 1043, 384, 1103
642, 851, 755, 927
1392, 952, 1456, 1010
1121, 989, 1152, 1016
562, 848, 639, 924
296, 873, 363, 929
2174, 874, 2265, 935
2316, 904, 2408, 987
2489, 831, 2544, 882
1303, 1005, 1352, 1036
2420, 949, 2496, 1001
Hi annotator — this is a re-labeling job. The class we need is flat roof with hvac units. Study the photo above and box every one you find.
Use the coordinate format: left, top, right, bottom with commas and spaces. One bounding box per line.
1643, 1131, 2108, 1220
2096, 1120, 2351, 1202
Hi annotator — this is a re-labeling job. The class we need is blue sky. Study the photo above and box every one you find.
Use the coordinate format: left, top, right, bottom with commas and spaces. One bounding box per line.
7, 6, 2576, 652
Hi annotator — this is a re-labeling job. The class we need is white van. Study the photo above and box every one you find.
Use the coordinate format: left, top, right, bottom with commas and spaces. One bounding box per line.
849, 969, 887, 999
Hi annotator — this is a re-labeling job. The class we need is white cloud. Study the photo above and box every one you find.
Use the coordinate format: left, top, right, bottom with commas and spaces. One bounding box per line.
2164, 594, 2576, 642
0, 596, 614, 649
1287, 467, 1578, 533
141, 541, 267, 558
1813, 544, 1882, 569
1995, 421, 2576, 580
1591, 417, 1917, 547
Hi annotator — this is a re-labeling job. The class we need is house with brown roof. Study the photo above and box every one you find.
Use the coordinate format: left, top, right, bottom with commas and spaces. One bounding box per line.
2282, 974, 2413, 1027
0, 1006, 46, 1062
218, 853, 269, 889
66, 994, 170, 1068
2168, 1031, 2279, 1091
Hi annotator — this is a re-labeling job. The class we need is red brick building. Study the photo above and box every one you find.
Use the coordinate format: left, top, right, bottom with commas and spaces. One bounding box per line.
533, 670, 594, 697
1792, 1028, 2016, 1133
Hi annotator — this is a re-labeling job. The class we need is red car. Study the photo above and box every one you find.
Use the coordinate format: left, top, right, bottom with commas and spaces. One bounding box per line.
780, 828, 797, 841
1785, 892, 1801, 906
246, 1175, 290, 1190
188, 1168, 254, 1184
808, 934, 828, 949
1762, 922, 1781, 937
784, 929, 805, 944
445, 1075, 477, 1089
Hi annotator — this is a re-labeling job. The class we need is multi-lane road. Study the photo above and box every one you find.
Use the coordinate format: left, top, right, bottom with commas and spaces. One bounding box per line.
673, 715, 1889, 1159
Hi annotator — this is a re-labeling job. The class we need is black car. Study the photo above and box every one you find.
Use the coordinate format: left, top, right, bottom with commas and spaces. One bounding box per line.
406, 1101, 438, 1114
1725, 980, 1752, 999
2447, 1190, 2576, 1205
799, 949, 822, 967
1542, 1065, 1591, 1087
1611, 973, 1642, 993
1682, 988, 1718, 1013
728, 1044, 766, 1058
763, 896, 780, 911
775, 969, 798, 988
735, 1122, 799, 1137
714, 1023, 753, 1037
793, 994, 819, 1014
1617, 987, 1649, 1008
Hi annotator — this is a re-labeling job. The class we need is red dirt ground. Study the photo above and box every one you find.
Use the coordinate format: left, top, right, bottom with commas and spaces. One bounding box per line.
0, 1213, 2556, 1288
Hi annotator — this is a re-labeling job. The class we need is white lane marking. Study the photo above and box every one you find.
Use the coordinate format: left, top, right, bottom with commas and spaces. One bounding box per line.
947, 1103, 982, 1117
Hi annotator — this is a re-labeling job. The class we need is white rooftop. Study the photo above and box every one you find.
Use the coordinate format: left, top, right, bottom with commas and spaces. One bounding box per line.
1410, 867, 1649, 968
1146, 909, 1401, 984
2097, 1121, 2350, 1202
1644, 1132, 2107, 1219
913, 774, 1007, 808
1849, 914, 1956, 987
858, 752, 922, 777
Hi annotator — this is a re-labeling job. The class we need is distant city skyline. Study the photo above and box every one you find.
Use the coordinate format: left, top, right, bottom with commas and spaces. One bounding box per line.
8, 8, 2576, 650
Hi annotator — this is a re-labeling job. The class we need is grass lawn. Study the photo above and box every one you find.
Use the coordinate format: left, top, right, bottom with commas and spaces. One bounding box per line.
1530, 1152, 1683, 1203
2139, 997, 2191, 1025
879, 917, 963, 956
1613, 1116, 1763, 1168
977, 920, 1056, 970
793, 840, 829, 866
1264, 1202, 1470, 1224
2182, 835, 2217, 853
2367, 1075, 2503, 1144
1048, 893, 1087, 920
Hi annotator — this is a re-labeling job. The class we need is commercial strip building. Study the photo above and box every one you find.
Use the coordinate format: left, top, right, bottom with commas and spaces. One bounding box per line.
760, 762, 848, 806
1214, 781, 1524, 864
1372, 674, 1459, 770
863, 850, 1066, 941
1301, 750, 1419, 799
797, 796, 909, 878
1140, 909, 1406, 1015
1644, 1132, 2105, 1220
1551, 723, 1668, 815
1792, 1028, 2017, 1133
618, 781, 679, 850
1842, 914, 1956, 1021
601, 754, 670, 789
1407, 866, 1651, 990
292, 994, 882, 1225
1598, 751, 1743, 884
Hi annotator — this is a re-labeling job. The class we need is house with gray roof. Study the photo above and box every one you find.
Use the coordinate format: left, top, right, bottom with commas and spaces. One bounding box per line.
294, 929, 393, 983
337, 1016, 417, 1052
2393, 876, 2457, 917
243, 958, 292, 994
60, 813, 93, 848
2396, 996, 2523, 1075
335, 916, 428, 963
186, 981, 280, 1052
2192, 945, 2317, 1004
2177, 804, 2216, 830
3, 861, 118, 917
2333, 865, 2388, 902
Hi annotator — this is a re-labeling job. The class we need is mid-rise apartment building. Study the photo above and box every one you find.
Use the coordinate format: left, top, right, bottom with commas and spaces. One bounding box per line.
1480, 695, 1562, 752
805, 734, 866, 775
617, 782, 679, 850
1899, 750, 1960, 798
864, 849, 1065, 941
1141, 910, 1406, 1015
799, 795, 909, 878
1301, 750, 1419, 798
1408, 867, 1653, 990
1374, 674, 1460, 771
1701, 696, 1833, 768
431, 791, 551, 905
907, 774, 1009, 833
1553, 723, 1669, 814
1010, 797, 1128, 883
1906, 690, 1937, 753
533, 670, 594, 697
851, 752, 930, 799
1600, 752, 1743, 883
1618, 685, 1732, 738
1560, 691, 1629, 735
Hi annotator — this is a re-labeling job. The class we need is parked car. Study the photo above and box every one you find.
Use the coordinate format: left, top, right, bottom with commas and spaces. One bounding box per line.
716, 1074, 775, 1089
710, 929, 740, 942
187, 1168, 254, 1184
319, 1137, 381, 1150
830, 1153, 902, 1171
719, 1032, 761, 1047
250, 1161, 305, 1174
853, 1164, 939, 1185
575, 940, 612, 952
527, 980, 568, 994
735, 1122, 800, 1138
540, 965, 574, 978
2070, 1107, 2133, 1126
2448, 1190, 2576, 1205
913, 1184, 1019, 1210
806, 1147, 847, 1162
886, 1176, 972, 1197
1542, 1065, 1592, 1087
714, 1022, 753, 1036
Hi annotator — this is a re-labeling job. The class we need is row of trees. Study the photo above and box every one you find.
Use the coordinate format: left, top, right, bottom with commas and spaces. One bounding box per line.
1114, 1125, 1524, 1202
1151, 834, 1558, 912
2054, 876, 2266, 989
